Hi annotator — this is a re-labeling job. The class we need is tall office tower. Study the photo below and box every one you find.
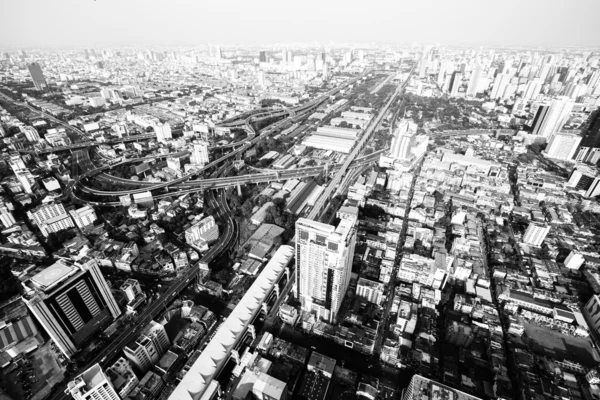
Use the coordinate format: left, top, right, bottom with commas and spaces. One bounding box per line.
258, 70, 266, 87
449, 72, 462, 96
530, 104, 549, 135
8, 154, 26, 173
185, 216, 218, 247
523, 78, 543, 100
322, 62, 329, 79
66, 364, 121, 400
436, 64, 446, 88
153, 122, 172, 142
106, 358, 139, 399
123, 320, 170, 374
531, 96, 573, 138
586, 70, 600, 92
216, 46, 222, 59
281, 49, 287, 63
568, 165, 600, 194
295, 208, 358, 323
585, 176, 600, 198
522, 222, 551, 246
27, 62, 48, 91
23, 259, 121, 358
574, 110, 600, 164
490, 73, 511, 100
402, 375, 483, 400
69, 205, 98, 229
15, 170, 35, 194
259, 51, 267, 63
0, 211, 16, 228
389, 120, 417, 160
23, 126, 40, 142
418, 58, 428, 78
287, 51, 293, 64
191, 141, 209, 165
544, 132, 582, 160
466, 66, 483, 97
567, 83, 588, 100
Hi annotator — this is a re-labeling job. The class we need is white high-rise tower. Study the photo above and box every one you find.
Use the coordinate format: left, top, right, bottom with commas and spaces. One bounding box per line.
295, 208, 358, 323
66, 364, 121, 400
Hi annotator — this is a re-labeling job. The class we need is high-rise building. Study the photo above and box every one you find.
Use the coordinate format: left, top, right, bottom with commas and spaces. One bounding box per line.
15, 170, 35, 194
389, 120, 417, 161
27, 62, 48, 90
66, 364, 121, 400
522, 222, 550, 246
258, 71, 266, 87
252, 373, 288, 400
69, 205, 97, 229
23, 259, 121, 358
322, 62, 329, 79
585, 176, 600, 198
216, 46, 222, 59
449, 72, 462, 97
23, 126, 41, 142
120, 279, 143, 303
583, 295, 600, 337
568, 166, 598, 190
523, 78, 543, 100
106, 358, 139, 399
531, 96, 573, 138
402, 375, 482, 400
259, 51, 267, 63
356, 278, 385, 305
123, 320, 170, 374
466, 66, 483, 97
0, 211, 16, 228
191, 141, 210, 165
153, 122, 172, 142
295, 208, 358, 323
530, 104, 549, 135
490, 73, 511, 100
574, 110, 600, 164
8, 154, 26, 173
544, 132, 581, 160
185, 216, 219, 249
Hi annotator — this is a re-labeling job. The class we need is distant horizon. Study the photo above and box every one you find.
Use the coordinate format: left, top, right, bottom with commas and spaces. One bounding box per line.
2, 0, 600, 50
2, 42, 600, 53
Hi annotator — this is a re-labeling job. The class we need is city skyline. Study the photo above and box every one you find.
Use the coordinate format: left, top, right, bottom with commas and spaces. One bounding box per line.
1, 0, 600, 49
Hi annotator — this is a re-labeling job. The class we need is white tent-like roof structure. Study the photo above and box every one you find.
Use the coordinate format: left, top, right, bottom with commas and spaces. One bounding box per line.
169, 245, 294, 400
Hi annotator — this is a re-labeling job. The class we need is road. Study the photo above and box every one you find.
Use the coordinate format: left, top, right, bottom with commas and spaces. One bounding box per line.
70, 153, 383, 207
70, 73, 372, 199
0, 92, 88, 138
373, 155, 425, 359
93, 149, 384, 188
307, 66, 414, 220
47, 196, 237, 400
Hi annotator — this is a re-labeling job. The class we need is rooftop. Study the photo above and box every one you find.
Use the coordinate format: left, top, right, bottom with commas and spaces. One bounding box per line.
30, 260, 77, 291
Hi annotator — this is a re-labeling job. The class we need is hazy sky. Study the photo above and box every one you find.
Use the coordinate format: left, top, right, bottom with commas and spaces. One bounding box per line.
1, 0, 599, 49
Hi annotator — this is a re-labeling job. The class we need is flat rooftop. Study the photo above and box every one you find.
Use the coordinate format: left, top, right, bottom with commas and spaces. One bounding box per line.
30, 261, 77, 291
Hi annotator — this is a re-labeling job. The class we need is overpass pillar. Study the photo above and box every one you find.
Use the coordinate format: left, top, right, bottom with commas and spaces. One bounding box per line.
237, 184, 242, 197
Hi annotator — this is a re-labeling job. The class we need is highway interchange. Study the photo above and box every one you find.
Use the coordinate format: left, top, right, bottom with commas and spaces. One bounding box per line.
5, 67, 419, 400
24, 71, 372, 400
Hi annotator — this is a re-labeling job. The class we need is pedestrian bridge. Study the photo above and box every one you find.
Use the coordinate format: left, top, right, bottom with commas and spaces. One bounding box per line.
169, 245, 294, 400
